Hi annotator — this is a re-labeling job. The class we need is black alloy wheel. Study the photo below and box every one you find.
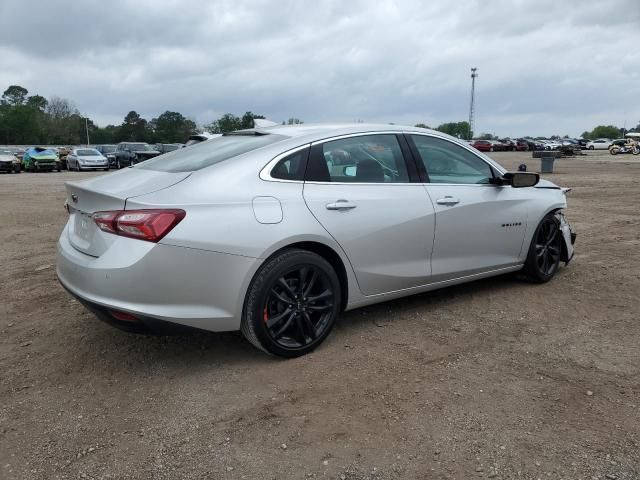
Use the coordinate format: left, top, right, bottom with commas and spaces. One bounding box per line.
523, 213, 562, 282
242, 249, 341, 357
263, 265, 334, 349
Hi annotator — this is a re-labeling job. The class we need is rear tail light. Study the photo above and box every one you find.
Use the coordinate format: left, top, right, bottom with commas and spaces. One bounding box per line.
92, 209, 185, 242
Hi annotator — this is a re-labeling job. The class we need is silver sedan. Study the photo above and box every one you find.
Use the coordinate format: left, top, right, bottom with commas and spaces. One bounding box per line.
66, 148, 109, 171
57, 124, 576, 357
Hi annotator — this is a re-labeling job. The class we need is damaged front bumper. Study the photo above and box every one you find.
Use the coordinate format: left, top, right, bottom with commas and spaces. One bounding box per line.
556, 211, 576, 264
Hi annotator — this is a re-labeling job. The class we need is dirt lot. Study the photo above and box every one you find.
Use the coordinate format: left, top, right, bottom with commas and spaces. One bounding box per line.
1, 151, 639, 480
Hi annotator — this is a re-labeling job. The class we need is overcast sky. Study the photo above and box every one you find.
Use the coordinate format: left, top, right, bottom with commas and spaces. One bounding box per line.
1, 0, 639, 137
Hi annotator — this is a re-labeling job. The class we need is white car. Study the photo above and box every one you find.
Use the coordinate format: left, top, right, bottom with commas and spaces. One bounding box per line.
66, 148, 109, 171
586, 139, 612, 150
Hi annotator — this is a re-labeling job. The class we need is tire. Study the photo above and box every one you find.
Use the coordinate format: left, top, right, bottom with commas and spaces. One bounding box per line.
609, 148, 618, 155
116, 159, 121, 169
13, 164, 20, 173
75, 162, 81, 172
522, 213, 563, 283
489, 147, 494, 152
241, 249, 341, 357
588, 146, 594, 150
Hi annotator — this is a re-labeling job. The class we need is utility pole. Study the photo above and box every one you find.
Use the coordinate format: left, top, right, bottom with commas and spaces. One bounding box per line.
85, 117, 90, 146
468, 67, 478, 140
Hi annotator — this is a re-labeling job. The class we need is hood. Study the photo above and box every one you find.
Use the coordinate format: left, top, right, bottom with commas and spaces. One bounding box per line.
535, 178, 561, 189
27, 148, 58, 160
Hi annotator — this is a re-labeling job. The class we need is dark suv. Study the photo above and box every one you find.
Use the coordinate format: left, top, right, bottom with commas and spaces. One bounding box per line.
113, 142, 160, 169
96, 144, 118, 168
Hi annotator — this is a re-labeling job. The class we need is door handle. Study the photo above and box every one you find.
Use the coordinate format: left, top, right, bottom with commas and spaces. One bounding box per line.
436, 196, 460, 206
326, 199, 357, 211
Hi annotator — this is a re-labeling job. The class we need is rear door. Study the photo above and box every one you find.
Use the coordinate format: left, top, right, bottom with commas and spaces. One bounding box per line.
302, 133, 435, 296
407, 134, 528, 281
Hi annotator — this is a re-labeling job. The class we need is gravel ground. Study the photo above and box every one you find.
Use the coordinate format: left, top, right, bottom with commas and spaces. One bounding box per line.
0, 151, 639, 480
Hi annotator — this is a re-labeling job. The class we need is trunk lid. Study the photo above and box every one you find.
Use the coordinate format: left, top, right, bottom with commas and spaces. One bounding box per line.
65, 168, 190, 257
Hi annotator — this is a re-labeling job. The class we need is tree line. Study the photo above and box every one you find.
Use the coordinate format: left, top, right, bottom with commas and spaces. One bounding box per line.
2, 84, 636, 145
0, 85, 304, 146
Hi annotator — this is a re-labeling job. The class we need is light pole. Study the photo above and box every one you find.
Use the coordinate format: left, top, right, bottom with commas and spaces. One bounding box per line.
468, 67, 478, 140
85, 117, 90, 146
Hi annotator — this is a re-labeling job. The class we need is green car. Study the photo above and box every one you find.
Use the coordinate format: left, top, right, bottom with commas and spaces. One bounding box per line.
23, 147, 61, 172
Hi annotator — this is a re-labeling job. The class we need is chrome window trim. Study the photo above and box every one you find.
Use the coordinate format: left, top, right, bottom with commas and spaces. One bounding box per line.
260, 130, 508, 186
309, 130, 403, 146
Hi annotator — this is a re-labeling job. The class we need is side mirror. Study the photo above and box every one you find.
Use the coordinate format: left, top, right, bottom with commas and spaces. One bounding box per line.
502, 172, 539, 188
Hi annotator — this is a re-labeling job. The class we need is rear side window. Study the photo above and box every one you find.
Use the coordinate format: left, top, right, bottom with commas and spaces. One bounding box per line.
138, 133, 286, 172
306, 134, 409, 183
271, 147, 309, 181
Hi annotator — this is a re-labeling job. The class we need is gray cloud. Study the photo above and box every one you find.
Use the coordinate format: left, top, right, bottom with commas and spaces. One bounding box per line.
1, 0, 639, 136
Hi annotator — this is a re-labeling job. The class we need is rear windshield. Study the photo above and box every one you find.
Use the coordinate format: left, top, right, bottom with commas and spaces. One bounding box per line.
138, 133, 286, 172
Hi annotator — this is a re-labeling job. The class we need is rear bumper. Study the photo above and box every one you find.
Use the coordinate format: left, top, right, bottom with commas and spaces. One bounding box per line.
79, 164, 109, 170
56, 223, 260, 333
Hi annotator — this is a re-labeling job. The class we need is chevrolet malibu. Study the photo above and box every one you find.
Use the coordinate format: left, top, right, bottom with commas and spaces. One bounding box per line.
57, 124, 576, 357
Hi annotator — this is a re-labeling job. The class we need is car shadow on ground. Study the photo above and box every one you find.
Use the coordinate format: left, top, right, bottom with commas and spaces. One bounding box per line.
76, 272, 532, 370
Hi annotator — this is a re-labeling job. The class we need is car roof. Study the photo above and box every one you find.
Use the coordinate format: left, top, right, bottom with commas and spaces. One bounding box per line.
248, 123, 440, 139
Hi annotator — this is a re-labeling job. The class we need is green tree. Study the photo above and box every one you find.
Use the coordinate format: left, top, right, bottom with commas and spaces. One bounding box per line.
435, 121, 471, 139
206, 113, 241, 134
117, 110, 153, 142
26, 95, 48, 111
150, 111, 197, 143
584, 125, 621, 140
2, 85, 29, 106
414, 123, 430, 129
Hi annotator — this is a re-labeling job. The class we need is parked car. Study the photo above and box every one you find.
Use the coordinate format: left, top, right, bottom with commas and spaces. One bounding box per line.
56, 147, 71, 169
499, 139, 516, 151
586, 138, 611, 150
489, 140, 507, 151
576, 139, 589, 149
609, 139, 627, 148
0, 150, 21, 173
514, 139, 529, 151
23, 147, 61, 172
471, 140, 493, 152
57, 124, 576, 357
113, 142, 160, 168
543, 140, 562, 150
66, 148, 109, 171
95, 145, 118, 168
155, 143, 184, 154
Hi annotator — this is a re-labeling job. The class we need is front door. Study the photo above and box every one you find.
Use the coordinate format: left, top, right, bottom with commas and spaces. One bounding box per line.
408, 134, 528, 281
303, 133, 435, 296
